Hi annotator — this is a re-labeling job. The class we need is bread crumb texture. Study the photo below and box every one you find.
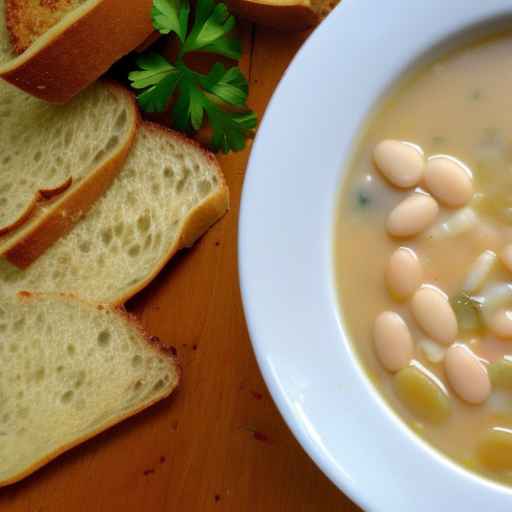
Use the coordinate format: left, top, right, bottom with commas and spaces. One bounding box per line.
0, 295, 177, 484
6, 0, 87, 53
0, 125, 224, 303
0, 80, 132, 234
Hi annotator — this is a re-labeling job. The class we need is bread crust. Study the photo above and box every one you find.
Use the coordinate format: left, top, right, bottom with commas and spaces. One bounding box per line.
227, 0, 318, 31
0, 177, 73, 236
0, 194, 38, 236
109, 122, 230, 306
1, 81, 139, 268
0, 291, 180, 488
6, 0, 83, 54
0, 0, 154, 103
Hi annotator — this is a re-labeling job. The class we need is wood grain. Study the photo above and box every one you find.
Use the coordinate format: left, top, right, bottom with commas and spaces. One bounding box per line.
0, 21, 360, 512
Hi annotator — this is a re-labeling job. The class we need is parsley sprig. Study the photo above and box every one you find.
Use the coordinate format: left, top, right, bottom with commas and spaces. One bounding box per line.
129, 0, 257, 153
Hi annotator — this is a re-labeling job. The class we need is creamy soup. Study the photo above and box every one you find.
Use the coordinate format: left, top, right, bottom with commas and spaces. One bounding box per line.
336, 34, 512, 485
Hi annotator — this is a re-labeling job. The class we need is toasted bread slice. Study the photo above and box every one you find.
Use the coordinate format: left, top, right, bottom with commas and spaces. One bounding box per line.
6, 0, 84, 53
0, 80, 138, 267
0, 123, 229, 304
227, 0, 319, 30
227, 0, 339, 31
0, 0, 154, 102
0, 292, 179, 487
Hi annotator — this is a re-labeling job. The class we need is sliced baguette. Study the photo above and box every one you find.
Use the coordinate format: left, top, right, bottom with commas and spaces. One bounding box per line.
7, 0, 88, 53
0, 80, 138, 267
0, 123, 229, 304
227, 0, 339, 31
0, 291, 179, 487
227, 0, 319, 31
0, 0, 154, 102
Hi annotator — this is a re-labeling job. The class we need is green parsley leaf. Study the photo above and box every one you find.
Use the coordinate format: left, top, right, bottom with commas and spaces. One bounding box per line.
200, 63, 248, 106
182, 0, 241, 59
168, 66, 256, 150
151, 0, 190, 42
171, 73, 207, 131
138, 72, 181, 112
128, 54, 180, 112
206, 106, 257, 153
129, 53, 176, 89
171, 81, 195, 132
128, 0, 256, 153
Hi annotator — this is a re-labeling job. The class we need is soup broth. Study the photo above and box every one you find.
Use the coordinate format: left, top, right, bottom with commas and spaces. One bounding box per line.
336, 34, 512, 485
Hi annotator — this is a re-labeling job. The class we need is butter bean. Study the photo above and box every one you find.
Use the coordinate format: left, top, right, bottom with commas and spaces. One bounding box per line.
411, 286, 458, 345
373, 140, 425, 188
424, 156, 473, 208
394, 365, 451, 423
387, 194, 439, 238
373, 312, 413, 372
444, 344, 490, 404
386, 247, 422, 300
477, 428, 512, 471
488, 359, 512, 389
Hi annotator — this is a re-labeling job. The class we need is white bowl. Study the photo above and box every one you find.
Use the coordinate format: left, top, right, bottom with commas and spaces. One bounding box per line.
239, 0, 512, 509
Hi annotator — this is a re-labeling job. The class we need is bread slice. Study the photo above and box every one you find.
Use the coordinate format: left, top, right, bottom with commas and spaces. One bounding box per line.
0, 123, 229, 304
227, 0, 339, 31
0, 291, 179, 487
0, 80, 138, 268
227, 0, 319, 30
0, 0, 154, 102
7, 0, 86, 53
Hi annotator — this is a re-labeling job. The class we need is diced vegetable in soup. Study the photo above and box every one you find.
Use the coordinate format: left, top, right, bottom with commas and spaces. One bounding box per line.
335, 33, 512, 486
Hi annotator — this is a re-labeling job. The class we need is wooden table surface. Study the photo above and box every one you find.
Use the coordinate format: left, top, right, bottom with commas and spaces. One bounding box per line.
2, 21, 361, 512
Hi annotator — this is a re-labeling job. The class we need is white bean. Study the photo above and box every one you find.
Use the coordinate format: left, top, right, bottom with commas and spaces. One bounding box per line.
373, 140, 424, 188
488, 309, 512, 339
373, 312, 414, 372
387, 194, 439, 238
411, 286, 458, 345
444, 344, 490, 404
463, 250, 497, 294
424, 156, 473, 208
386, 247, 422, 300
501, 244, 512, 273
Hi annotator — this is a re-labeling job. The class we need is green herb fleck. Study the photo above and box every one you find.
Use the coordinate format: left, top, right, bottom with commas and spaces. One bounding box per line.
357, 190, 370, 207
129, 53, 180, 112
450, 293, 482, 332
129, 0, 256, 153
470, 89, 483, 101
432, 136, 446, 146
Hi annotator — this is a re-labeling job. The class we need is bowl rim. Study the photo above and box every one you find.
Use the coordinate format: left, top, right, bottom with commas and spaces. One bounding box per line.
239, 0, 512, 509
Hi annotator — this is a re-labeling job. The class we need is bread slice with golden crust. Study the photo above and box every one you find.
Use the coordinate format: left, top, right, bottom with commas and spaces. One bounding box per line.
0, 291, 179, 487
0, 80, 138, 268
6, 0, 85, 54
227, 0, 319, 31
0, 123, 229, 304
226, 0, 339, 31
0, 0, 154, 102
